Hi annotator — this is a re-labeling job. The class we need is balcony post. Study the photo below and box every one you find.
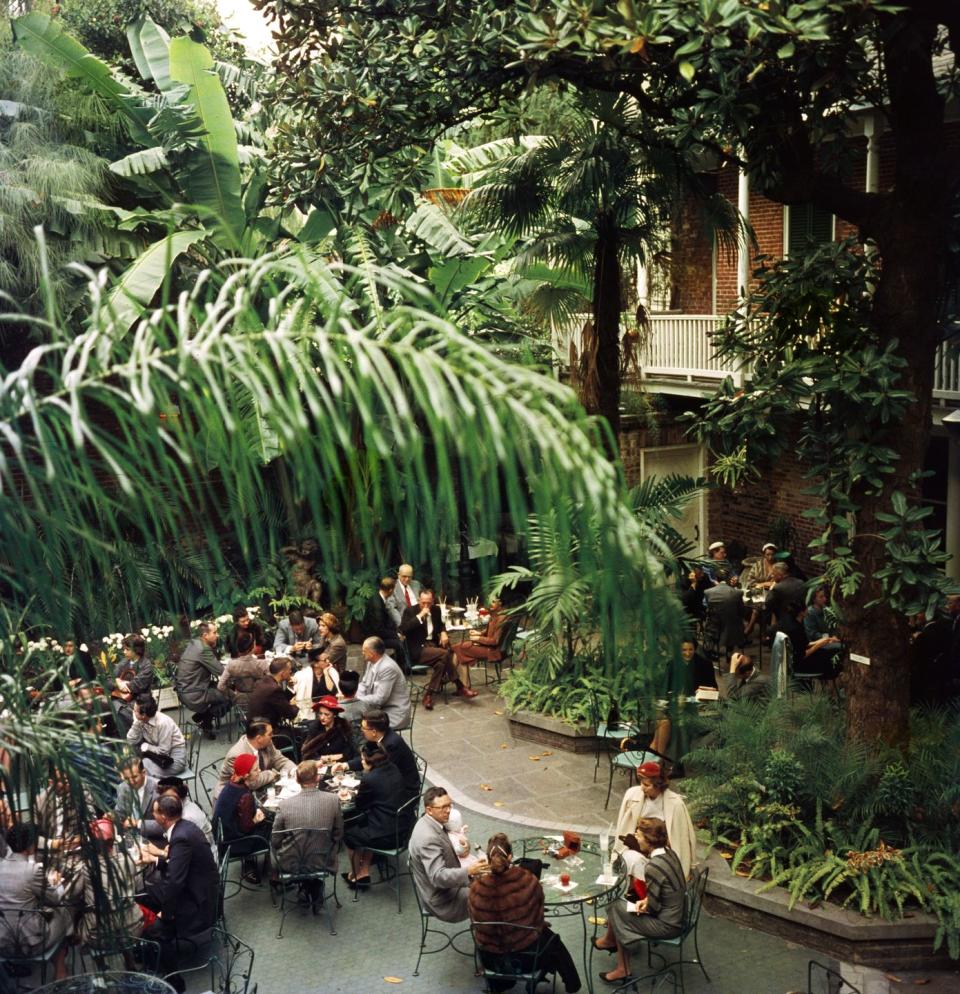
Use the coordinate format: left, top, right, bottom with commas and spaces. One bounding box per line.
737, 162, 750, 301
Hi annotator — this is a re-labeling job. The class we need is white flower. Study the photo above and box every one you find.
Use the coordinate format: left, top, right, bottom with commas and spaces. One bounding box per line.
141, 627, 150, 636
216, 614, 232, 624
247, 606, 260, 615
80, 643, 88, 652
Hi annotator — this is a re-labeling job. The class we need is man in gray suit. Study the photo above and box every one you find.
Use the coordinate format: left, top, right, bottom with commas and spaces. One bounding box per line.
272, 610, 322, 661
704, 568, 746, 664
272, 761, 343, 881
386, 564, 422, 626
113, 757, 163, 841
408, 786, 488, 923
355, 637, 411, 731
176, 621, 230, 736
213, 718, 296, 803
0, 823, 72, 980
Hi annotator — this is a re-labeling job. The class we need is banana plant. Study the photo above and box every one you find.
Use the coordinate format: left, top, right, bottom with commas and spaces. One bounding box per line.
12, 12, 273, 333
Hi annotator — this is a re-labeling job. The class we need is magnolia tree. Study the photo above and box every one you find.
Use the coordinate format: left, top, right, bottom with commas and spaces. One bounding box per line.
254, 0, 960, 745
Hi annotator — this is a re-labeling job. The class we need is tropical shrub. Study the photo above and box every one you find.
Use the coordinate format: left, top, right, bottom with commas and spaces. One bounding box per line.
683, 697, 960, 956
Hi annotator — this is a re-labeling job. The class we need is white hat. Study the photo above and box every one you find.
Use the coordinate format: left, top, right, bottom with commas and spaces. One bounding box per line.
708, 541, 725, 552
762, 542, 777, 552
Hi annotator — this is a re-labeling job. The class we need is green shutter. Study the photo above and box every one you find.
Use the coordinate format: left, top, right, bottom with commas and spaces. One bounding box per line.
788, 203, 834, 256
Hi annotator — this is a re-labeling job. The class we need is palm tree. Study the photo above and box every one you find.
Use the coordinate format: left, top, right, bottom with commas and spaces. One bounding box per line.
457, 92, 742, 441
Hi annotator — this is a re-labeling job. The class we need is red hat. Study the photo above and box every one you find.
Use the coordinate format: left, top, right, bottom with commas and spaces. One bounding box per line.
637, 761, 662, 780
233, 753, 257, 777
90, 817, 115, 842
312, 695, 343, 714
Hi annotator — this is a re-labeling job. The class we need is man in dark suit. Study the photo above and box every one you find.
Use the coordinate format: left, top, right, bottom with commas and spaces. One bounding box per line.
400, 589, 476, 710
766, 562, 806, 630
144, 794, 219, 979
114, 756, 162, 841
362, 577, 408, 668
176, 621, 230, 737
340, 708, 420, 802
247, 657, 298, 729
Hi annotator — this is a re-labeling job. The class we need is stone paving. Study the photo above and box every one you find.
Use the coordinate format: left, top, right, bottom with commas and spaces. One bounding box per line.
175, 666, 959, 994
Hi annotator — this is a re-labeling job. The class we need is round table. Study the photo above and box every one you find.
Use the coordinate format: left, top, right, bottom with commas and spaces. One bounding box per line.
519, 836, 625, 994
33, 973, 177, 994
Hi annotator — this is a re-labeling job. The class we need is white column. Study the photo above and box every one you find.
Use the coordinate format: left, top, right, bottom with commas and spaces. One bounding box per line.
737, 163, 750, 301
637, 259, 649, 311
947, 435, 960, 581
864, 112, 880, 194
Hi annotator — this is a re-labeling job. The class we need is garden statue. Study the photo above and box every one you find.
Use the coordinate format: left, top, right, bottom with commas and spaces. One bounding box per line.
283, 538, 324, 606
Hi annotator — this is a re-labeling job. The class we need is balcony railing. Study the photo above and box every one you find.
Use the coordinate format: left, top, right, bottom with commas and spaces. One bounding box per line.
554, 314, 960, 402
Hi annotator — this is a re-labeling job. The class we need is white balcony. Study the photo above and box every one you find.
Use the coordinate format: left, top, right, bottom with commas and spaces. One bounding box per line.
554, 314, 960, 403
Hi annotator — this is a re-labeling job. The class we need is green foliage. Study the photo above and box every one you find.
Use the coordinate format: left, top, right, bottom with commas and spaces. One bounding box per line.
690, 240, 953, 618
50, 0, 241, 69
684, 698, 960, 954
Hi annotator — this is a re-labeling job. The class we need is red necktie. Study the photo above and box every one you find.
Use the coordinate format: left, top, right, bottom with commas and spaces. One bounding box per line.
404, 585, 413, 606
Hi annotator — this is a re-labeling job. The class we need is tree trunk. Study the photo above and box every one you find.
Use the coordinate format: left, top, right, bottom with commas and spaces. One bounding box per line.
840, 209, 946, 746
580, 219, 622, 445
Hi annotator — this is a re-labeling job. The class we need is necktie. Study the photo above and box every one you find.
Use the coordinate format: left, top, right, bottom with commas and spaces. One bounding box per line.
257, 750, 266, 771
404, 585, 413, 606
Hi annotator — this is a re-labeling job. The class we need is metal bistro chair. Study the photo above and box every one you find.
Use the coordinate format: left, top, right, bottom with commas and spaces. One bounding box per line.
589, 687, 637, 784
605, 738, 661, 810
363, 794, 419, 913
213, 819, 272, 896
199, 757, 227, 813
470, 921, 556, 994
162, 927, 254, 994
0, 908, 61, 990
481, 618, 520, 686
411, 880, 473, 977
400, 682, 422, 749
641, 865, 710, 994
806, 960, 862, 994
80, 933, 162, 975
269, 827, 341, 937
177, 728, 204, 792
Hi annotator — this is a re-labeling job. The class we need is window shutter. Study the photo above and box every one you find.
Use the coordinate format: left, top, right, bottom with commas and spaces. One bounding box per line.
787, 203, 834, 256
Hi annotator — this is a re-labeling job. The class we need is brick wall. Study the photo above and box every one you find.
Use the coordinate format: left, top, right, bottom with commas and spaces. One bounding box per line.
670, 191, 715, 313
618, 415, 692, 486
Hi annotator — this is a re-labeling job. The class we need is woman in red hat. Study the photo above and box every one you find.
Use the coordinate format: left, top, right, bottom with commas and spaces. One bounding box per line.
301, 695, 357, 763
212, 752, 270, 882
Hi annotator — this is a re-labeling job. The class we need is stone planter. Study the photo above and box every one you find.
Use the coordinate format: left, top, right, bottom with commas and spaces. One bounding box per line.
701, 849, 950, 971
506, 709, 601, 753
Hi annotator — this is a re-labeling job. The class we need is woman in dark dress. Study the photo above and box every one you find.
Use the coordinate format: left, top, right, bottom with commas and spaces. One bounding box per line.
212, 752, 271, 881
114, 634, 156, 736
342, 746, 405, 889
593, 818, 686, 984
301, 695, 357, 763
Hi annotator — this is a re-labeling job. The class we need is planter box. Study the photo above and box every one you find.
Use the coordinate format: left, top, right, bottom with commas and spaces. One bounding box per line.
507, 709, 601, 753
701, 849, 951, 971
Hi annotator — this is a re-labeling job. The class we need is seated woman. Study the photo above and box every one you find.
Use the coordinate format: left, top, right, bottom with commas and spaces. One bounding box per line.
742, 542, 778, 636
779, 600, 841, 681
293, 647, 340, 716
594, 818, 686, 984
469, 832, 581, 993
77, 818, 144, 949
212, 752, 270, 882
647, 639, 715, 761
342, 745, 405, 890
451, 595, 505, 690
301, 696, 357, 763
316, 612, 348, 670
113, 634, 156, 736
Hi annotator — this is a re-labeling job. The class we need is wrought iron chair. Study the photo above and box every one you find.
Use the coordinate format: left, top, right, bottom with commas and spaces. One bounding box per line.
0, 908, 62, 990
807, 960, 862, 994
481, 617, 520, 686
642, 865, 710, 994
269, 827, 341, 937
362, 794, 420, 913
470, 921, 556, 994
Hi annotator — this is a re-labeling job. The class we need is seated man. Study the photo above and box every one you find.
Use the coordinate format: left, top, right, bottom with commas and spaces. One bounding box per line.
143, 795, 219, 983
339, 708, 420, 804
337, 670, 365, 752
355, 637, 411, 731
720, 651, 769, 703
126, 695, 187, 778
224, 604, 265, 659
362, 577, 408, 667
156, 777, 216, 859
217, 631, 269, 710
272, 760, 344, 902
213, 719, 296, 803
408, 787, 488, 922
175, 621, 230, 738
247, 657, 299, 730
114, 756, 162, 842
765, 562, 806, 630
272, 610, 321, 662
703, 567, 746, 665
401, 589, 475, 710
34, 769, 90, 865
0, 823, 73, 981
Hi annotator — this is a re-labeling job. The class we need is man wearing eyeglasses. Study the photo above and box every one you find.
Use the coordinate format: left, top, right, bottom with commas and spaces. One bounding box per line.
408, 786, 488, 922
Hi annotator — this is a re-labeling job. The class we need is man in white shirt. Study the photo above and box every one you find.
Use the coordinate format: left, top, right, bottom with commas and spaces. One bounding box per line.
354, 637, 411, 730
127, 695, 187, 777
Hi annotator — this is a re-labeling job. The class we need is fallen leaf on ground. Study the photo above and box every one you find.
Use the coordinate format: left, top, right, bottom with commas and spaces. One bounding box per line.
885, 976, 903, 984
500, 743, 509, 749
479, 783, 494, 791
719, 852, 733, 860
912, 981, 930, 986
493, 710, 504, 715
528, 755, 541, 761
494, 801, 505, 807
588, 916, 607, 927
383, 978, 403, 984
541, 750, 553, 756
